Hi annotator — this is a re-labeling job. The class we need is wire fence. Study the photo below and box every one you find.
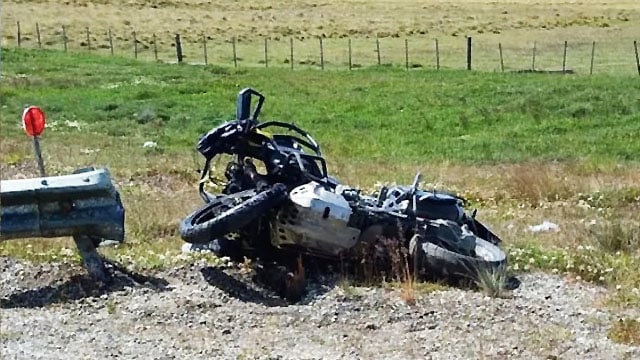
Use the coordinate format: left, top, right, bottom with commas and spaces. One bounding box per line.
7, 21, 640, 76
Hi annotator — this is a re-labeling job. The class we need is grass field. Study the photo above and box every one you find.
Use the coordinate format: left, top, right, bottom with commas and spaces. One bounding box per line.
1, 0, 640, 343
2, 1, 640, 74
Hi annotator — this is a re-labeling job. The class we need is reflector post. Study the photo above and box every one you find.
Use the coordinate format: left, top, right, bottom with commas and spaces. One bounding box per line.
21, 106, 47, 177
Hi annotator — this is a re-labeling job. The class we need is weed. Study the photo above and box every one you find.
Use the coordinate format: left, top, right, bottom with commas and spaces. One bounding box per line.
106, 300, 117, 314
507, 240, 640, 305
135, 107, 157, 124
2, 152, 25, 166
474, 266, 511, 299
0, 331, 19, 340
343, 223, 416, 304
608, 318, 640, 345
589, 219, 640, 253
337, 277, 362, 298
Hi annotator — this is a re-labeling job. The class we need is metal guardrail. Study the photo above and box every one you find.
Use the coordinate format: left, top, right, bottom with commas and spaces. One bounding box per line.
1, 167, 125, 282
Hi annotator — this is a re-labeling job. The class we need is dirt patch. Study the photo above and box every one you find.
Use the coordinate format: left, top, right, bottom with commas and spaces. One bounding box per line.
1, 256, 639, 359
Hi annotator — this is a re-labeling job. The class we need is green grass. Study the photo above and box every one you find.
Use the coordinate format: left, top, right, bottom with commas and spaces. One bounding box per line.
2, 48, 640, 167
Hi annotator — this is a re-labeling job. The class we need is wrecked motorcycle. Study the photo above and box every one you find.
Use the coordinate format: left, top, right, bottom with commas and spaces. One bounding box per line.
179, 88, 508, 300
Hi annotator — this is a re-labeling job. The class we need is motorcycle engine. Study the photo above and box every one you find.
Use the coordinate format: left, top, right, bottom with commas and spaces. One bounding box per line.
270, 181, 361, 257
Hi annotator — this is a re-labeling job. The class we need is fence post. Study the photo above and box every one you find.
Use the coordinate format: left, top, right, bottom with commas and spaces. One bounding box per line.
108, 28, 114, 55
499, 43, 504, 72
319, 37, 324, 70
562, 40, 568, 72
532, 41, 537, 70
152, 33, 158, 61
17, 21, 21, 47
348, 38, 352, 70
634, 40, 640, 77
232, 37, 237, 68
290, 38, 294, 70
590, 41, 596, 75
405, 39, 409, 70
86, 27, 91, 50
264, 38, 268, 68
202, 34, 208, 65
62, 25, 68, 52
376, 36, 381, 65
133, 31, 138, 59
36, 23, 42, 48
435, 38, 440, 70
466, 36, 472, 70
175, 34, 184, 63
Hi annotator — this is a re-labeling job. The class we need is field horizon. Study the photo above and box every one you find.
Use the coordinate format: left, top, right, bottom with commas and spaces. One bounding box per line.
2, 1, 640, 74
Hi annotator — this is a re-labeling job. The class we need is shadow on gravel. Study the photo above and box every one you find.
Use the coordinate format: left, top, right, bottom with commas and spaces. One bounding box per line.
1, 259, 170, 309
201, 266, 290, 307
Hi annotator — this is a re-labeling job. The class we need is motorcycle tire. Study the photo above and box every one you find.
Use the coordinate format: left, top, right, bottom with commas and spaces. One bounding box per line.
417, 235, 506, 280
180, 183, 288, 244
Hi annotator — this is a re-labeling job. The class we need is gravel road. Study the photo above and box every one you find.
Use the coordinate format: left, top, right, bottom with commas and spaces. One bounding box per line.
1, 256, 639, 360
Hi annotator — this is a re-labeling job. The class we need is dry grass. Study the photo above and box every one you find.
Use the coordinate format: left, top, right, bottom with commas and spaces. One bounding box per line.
502, 163, 580, 204
608, 318, 640, 346
5, 153, 640, 255
3, 1, 639, 73
590, 219, 640, 254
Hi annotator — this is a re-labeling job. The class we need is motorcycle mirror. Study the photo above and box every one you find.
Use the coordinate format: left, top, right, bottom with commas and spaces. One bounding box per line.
236, 88, 266, 121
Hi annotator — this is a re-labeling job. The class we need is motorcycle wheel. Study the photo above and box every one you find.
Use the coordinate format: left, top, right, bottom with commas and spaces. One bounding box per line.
180, 183, 288, 244
415, 234, 507, 280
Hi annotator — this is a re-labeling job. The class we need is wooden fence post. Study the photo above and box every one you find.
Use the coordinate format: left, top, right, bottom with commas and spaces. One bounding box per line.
376, 36, 381, 65
590, 41, 596, 75
405, 39, 409, 70
466, 36, 472, 70
202, 34, 208, 65
36, 23, 42, 48
264, 38, 268, 68
133, 31, 138, 59
108, 28, 114, 55
86, 27, 91, 50
62, 25, 68, 52
348, 38, 352, 70
635, 40, 640, 77
499, 43, 504, 72
562, 40, 568, 72
435, 38, 440, 70
232, 37, 237, 68
532, 41, 537, 70
319, 37, 324, 70
290, 38, 294, 70
175, 34, 184, 63
152, 33, 158, 61
17, 21, 21, 47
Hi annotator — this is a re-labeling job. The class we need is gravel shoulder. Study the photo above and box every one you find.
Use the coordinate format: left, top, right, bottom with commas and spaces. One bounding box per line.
1, 256, 639, 360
